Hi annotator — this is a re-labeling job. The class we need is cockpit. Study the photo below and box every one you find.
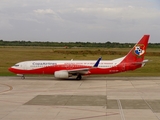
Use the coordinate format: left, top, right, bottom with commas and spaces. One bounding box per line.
9, 62, 25, 73
12, 63, 23, 69
14, 64, 20, 67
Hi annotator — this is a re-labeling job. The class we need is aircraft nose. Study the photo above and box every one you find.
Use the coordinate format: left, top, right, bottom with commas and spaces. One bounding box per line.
8, 67, 12, 72
8, 67, 14, 72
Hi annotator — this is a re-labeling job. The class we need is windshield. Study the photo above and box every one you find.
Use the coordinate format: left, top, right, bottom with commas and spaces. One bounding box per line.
14, 64, 19, 67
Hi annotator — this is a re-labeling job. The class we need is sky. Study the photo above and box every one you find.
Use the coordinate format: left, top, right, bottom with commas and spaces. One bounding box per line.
0, 0, 160, 43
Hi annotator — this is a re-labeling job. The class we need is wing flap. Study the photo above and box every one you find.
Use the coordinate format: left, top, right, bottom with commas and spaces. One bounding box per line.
67, 68, 91, 75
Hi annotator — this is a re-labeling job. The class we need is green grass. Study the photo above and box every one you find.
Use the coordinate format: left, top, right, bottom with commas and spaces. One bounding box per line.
0, 46, 160, 76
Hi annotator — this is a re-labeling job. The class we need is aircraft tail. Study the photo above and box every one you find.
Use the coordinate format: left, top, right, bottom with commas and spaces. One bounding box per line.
121, 35, 150, 64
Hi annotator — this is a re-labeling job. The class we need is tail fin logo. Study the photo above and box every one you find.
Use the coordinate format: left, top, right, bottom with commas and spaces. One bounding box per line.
134, 44, 145, 56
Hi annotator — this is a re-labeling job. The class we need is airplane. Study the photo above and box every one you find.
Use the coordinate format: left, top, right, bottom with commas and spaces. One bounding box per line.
9, 35, 150, 80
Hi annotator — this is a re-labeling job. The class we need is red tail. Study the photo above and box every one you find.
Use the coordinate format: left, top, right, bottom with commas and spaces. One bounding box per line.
121, 35, 150, 63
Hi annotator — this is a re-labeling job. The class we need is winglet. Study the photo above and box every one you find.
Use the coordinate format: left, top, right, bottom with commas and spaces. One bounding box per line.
93, 57, 102, 67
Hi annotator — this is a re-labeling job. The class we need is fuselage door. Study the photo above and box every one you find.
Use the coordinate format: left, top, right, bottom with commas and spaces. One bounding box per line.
20, 62, 27, 70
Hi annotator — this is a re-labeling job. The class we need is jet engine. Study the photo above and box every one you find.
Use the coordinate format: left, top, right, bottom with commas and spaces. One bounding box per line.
54, 71, 69, 79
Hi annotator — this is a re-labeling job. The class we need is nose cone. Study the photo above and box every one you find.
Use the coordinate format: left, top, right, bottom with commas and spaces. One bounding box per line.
8, 67, 15, 73
8, 67, 13, 72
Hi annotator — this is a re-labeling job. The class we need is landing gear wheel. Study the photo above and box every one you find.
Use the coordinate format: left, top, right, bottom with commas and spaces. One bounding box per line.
21, 75, 25, 79
76, 74, 82, 80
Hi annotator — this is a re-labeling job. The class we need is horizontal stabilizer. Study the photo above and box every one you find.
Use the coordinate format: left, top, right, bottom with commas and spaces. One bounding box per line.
131, 59, 149, 65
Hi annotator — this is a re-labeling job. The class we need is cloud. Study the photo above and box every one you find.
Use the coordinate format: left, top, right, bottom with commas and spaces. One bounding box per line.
0, 18, 13, 30
0, 0, 160, 42
34, 9, 56, 15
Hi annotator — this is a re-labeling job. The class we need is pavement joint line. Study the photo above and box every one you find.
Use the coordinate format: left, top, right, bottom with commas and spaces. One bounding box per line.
117, 99, 125, 120
130, 80, 160, 120
153, 78, 160, 119
144, 100, 160, 120
53, 109, 61, 120
70, 113, 119, 120
51, 106, 119, 120
0, 104, 21, 120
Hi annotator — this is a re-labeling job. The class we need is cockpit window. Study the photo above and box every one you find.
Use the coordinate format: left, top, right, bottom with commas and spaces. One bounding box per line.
14, 64, 19, 67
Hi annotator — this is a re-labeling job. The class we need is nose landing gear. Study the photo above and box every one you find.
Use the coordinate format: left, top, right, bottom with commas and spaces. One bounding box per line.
17, 74, 25, 79
21, 75, 25, 79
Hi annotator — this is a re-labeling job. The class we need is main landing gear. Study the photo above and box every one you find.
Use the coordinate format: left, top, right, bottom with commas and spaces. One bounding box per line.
76, 74, 82, 80
21, 75, 25, 79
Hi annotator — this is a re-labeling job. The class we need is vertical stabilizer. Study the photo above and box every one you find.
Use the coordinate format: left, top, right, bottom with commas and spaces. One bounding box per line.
121, 35, 150, 63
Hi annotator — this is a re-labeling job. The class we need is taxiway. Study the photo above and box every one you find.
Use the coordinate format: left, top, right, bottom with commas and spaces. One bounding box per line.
0, 76, 160, 120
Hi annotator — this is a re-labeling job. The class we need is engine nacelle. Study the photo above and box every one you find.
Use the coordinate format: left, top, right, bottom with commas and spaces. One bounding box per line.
54, 71, 69, 79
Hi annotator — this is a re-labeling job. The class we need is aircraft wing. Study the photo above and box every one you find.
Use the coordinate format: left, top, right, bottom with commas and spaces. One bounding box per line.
67, 57, 102, 75
68, 68, 91, 75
